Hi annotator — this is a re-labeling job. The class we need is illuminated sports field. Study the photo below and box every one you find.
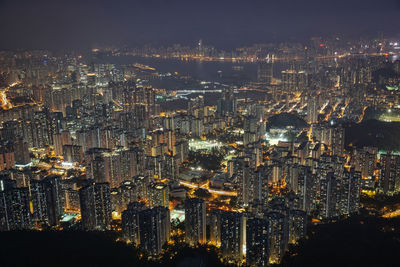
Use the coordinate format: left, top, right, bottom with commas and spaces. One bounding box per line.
188, 139, 222, 151
379, 113, 400, 122
264, 129, 288, 145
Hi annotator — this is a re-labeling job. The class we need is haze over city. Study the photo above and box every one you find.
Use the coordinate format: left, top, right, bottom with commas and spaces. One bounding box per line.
0, 0, 400, 49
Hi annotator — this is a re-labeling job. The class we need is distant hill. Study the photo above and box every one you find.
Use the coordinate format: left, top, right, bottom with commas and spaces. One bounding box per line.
280, 216, 400, 267
345, 119, 400, 151
266, 113, 308, 130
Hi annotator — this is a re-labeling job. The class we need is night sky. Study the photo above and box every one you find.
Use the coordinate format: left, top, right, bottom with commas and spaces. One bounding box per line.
0, 0, 399, 50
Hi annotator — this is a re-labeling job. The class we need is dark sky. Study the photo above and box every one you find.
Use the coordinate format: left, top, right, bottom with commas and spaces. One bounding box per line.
0, 0, 399, 50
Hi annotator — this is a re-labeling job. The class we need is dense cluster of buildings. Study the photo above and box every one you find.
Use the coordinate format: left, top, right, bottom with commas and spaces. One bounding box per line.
0, 37, 400, 265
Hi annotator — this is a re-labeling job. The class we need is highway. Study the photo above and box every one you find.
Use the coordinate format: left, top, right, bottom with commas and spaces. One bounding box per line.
382, 209, 400, 218
178, 180, 237, 196
0, 82, 19, 110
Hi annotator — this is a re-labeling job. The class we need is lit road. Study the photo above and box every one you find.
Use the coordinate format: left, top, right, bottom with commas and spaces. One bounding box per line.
0, 91, 10, 109
0, 82, 19, 110
323, 100, 341, 121
358, 106, 368, 123
179, 180, 237, 196
319, 100, 329, 114
132, 63, 156, 71
287, 103, 298, 113
382, 209, 400, 218
175, 89, 222, 96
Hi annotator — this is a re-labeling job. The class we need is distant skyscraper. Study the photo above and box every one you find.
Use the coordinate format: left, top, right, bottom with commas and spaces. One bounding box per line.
257, 62, 273, 84
198, 39, 203, 55
184, 198, 206, 246
307, 96, 319, 124
281, 70, 308, 93
217, 87, 236, 116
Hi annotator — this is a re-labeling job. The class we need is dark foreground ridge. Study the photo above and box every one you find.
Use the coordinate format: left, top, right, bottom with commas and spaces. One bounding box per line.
345, 119, 400, 151
2, 216, 400, 267
0, 231, 228, 267
279, 215, 400, 267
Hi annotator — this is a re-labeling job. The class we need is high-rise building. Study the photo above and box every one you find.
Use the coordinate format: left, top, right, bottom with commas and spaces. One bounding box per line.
0, 142, 15, 171
380, 153, 400, 195
29, 179, 49, 225
138, 206, 170, 255
64, 188, 80, 212
352, 147, 377, 179
0, 184, 31, 231
119, 180, 137, 213
294, 166, 315, 213
220, 211, 246, 263
265, 211, 288, 264
288, 209, 307, 244
190, 118, 204, 137
122, 202, 146, 246
148, 182, 169, 208
217, 87, 236, 116
184, 198, 206, 246
338, 169, 361, 215
79, 182, 112, 230
41, 175, 65, 226
251, 166, 269, 210
257, 62, 273, 84
235, 158, 251, 207
281, 70, 308, 93
188, 95, 204, 117
134, 175, 149, 202
86, 148, 145, 188
246, 217, 270, 267
62, 145, 83, 163
209, 209, 224, 246
13, 138, 30, 165
53, 131, 72, 156
319, 172, 337, 219
307, 96, 319, 124
331, 126, 345, 156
